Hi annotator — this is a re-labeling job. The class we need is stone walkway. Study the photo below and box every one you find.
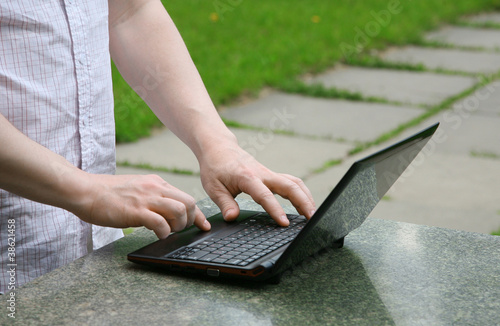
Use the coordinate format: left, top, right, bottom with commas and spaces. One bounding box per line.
116, 13, 500, 235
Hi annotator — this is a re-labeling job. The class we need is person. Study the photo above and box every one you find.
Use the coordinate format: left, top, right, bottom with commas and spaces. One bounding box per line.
0, 0, 315, 293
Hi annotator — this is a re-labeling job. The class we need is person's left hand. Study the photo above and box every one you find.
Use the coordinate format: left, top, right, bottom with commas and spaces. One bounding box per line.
198, 141, 316, 226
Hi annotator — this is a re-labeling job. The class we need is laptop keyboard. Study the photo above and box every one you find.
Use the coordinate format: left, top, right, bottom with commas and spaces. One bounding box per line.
166, 214, 306, 267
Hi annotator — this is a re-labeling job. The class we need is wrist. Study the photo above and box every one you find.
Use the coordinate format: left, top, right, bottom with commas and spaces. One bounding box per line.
191, 124, 240, 163
54, 165, 96, 221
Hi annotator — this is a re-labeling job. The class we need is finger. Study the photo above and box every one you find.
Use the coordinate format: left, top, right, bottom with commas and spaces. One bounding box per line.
206, 180, 241, 221
192, 205, 211, 231
282, 174, 316, 209
151, 196, 210, 233
276, 174, 316, 219
156, 182, 198, 229
141, 210, 172, 239
239, 177, 289, 226
151, 197, 189, 232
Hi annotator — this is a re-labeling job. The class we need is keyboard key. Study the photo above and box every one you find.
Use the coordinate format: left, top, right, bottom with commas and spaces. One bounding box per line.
190, 244, 208, 250
225, 259, 243, 265
186, 250, 211, 260
198, 254, 219, 262
254, 245, 269, 250
237, 251, 253, 257
212, 258, 228, 264
211, 249, 228, 255
219, 254, 236, 260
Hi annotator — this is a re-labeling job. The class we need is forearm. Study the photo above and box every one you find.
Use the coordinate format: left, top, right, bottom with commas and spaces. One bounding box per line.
0, 113, 89, 214
109, 0, 237, 161
0, 113, 209, 236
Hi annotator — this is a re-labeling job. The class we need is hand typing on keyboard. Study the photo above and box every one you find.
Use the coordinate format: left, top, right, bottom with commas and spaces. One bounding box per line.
198, 142, 316, 227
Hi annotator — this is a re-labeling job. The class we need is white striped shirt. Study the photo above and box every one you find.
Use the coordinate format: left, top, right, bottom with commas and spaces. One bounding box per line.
0, 0, 123, 293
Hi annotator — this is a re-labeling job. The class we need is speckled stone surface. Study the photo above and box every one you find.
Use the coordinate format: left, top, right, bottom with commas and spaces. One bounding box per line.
2, 199, 499, 325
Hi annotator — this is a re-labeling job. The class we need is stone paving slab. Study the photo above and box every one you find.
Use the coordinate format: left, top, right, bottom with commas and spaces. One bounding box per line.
465, 12, 500, 24
425, 26, 500, 50
230, 128, 352, 178
219, 92, 423, 142
116, 129, 199, 172
116, 127, 352, 179
432, 108, 500, 157
371, 152, 500, 234
306, 66, 477, 106
382, 152, 500, 213
380, 46, 500, 74
304, 145, 500, 234
453, 81, 500, 116
371, 201, 500, 234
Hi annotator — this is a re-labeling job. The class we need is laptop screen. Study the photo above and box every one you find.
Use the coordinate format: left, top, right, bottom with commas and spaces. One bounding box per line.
273, 123, 438, 275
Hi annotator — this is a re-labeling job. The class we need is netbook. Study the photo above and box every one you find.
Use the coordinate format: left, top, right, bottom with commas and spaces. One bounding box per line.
128, 123, 439, 283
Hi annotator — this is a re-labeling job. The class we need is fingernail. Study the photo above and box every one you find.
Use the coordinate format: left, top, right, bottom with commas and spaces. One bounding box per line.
280, 215, 289, 225
203, 219, 211, 229
224, 208, 235, 220
310, 210, 316, 217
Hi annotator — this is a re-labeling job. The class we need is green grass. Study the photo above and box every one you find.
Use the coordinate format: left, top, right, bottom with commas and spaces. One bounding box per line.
312, 159, 343, 174
470, 150, 500, 159
347, 55, 427, 72
347, 54, 479, 77
123, 228, 135, 236
116, 161, 197, 176
112, 0, 500, 142
456, 20, 500, 29
348, 74, 500, 155
492, 229, 500, 236
279, 80, 394, 104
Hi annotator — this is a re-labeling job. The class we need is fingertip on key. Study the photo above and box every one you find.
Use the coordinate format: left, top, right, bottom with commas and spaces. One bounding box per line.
280, 214, 289, 226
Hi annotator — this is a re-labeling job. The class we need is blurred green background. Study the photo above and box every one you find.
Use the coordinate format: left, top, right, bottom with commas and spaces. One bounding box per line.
113, 0, 500, 142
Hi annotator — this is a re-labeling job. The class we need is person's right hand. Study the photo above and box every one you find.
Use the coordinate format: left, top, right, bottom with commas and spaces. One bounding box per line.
71, 173, 211, 239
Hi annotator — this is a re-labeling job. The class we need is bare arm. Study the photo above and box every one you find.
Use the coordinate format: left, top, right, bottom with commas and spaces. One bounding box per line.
0, 113, 84, 211
108, 0, 316, 224
0, 113, 210, 238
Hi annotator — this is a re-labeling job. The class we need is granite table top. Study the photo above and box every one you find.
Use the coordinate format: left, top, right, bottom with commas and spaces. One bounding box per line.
2, 198, 499, 325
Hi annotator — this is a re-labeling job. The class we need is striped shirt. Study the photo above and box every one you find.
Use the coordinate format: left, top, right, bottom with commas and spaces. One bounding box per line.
0, 0, 124, 293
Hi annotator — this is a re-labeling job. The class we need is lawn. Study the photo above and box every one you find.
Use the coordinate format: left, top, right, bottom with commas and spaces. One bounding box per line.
113, 0, 500, 142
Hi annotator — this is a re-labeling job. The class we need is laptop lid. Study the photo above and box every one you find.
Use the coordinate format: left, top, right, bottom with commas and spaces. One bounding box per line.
271, 122, 439, 276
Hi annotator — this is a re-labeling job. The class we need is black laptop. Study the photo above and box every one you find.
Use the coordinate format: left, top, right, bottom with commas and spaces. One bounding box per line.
128, 123, 439, 283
